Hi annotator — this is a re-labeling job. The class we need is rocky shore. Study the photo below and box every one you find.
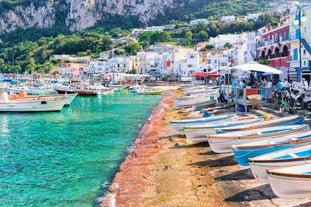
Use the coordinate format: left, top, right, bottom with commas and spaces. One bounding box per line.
102, 88, 311, 207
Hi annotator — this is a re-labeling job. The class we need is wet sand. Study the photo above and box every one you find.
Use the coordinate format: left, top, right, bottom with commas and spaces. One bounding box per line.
102, 88, 311, 207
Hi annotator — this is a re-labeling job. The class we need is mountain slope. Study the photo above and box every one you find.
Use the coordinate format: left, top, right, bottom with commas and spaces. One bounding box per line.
0, 0, 282, 35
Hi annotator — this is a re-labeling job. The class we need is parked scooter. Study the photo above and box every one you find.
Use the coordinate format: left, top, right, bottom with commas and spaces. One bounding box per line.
303, 90, 311, 110
289, 87, 305, 109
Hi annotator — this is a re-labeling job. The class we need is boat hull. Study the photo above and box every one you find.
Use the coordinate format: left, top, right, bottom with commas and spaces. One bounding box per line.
207, 125, 309, 153
267, 164, 311, 198
170, 114, 236, 133
249, 142, 311, 182
0, 98, 66, 112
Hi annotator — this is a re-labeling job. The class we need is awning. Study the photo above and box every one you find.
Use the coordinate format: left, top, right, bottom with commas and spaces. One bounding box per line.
229, 61, 282, 75
192, 72, 219, 78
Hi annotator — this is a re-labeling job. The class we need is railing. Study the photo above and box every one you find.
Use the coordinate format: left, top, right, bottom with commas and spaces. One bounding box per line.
220, 85, 273, 111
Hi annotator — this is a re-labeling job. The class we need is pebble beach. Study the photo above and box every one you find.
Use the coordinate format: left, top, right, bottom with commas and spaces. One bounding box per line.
102, 87, 311, 207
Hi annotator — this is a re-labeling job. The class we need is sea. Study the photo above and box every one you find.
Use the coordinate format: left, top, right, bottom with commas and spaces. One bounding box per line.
0, 91, 163, 207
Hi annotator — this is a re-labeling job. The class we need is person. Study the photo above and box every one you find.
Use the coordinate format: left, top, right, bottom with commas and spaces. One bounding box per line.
231, 79, 237, 88
237, 79, 243, 88
301, 78, 309, 90
261, 78, 267, 87
267, 79, 272, 88
276, 80, 284, 90
283, 78, 289, 89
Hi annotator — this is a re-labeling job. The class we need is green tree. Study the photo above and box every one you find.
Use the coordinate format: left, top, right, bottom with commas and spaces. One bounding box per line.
125, 41, 141, 55
196, 30, 208, 41
185, 31, 192, 45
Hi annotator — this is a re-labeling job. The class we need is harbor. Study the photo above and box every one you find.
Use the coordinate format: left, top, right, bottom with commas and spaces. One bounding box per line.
102, 85, 311, 207
0, 89, 163, 206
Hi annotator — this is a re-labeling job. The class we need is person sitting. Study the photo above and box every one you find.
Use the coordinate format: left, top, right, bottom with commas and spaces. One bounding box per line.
276, 80, 284, 90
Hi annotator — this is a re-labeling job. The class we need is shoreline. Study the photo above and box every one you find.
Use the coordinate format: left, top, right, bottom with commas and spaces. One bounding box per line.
101, 89, 176, 207
101, 87, 311, 207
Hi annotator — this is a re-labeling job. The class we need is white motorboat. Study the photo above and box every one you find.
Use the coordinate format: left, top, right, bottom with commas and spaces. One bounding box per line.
0, 86, 67, 112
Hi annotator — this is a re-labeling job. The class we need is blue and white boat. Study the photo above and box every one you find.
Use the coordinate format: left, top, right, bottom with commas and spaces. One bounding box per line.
184, 117, 261, 144
232, 130, 311, 167
216, 115, 305, 134
207, 124, 309, 153
169, 113, 236, 133
267, 163, 311, 198
250, 142, 311, 183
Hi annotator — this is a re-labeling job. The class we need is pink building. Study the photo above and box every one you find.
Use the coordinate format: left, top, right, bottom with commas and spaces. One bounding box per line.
256, 17, 291, 82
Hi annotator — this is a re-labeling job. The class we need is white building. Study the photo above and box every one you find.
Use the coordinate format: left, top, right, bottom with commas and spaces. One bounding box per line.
190, 19, 209, 25
244, 13, 261, 22
220, 15, 236, 22
145, 26, 164, 32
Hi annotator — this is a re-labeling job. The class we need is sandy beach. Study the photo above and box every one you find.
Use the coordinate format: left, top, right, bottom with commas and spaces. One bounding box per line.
102, 88, 311, 207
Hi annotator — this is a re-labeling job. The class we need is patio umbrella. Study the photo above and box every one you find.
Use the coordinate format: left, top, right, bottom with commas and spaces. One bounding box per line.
229, 61, 282, 75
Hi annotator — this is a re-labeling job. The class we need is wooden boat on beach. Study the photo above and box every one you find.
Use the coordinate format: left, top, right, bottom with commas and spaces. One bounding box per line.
267, 163, 311, 198
184, 117, 261, 144
170, 114, 236, 133
249, 141, 311, 183
216, 115, 305, 133
233, 130, 311, 167
173, 95, 216, 109
207, 124, 309, 153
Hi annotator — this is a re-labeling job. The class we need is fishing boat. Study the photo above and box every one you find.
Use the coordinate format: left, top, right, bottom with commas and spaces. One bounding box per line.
267, 163, 311, 198
207, 124, 309, 153
0, 86, 67, 112
184, 116, 261, 144
216, 115, 305, 133
170, 114, 236, 133
10, 92, 78, 106
174, 94, 216, 109
55, 86, 97, 96
233, 130, 311, 167
136, 87, 164, 95
249, 141, 311, 183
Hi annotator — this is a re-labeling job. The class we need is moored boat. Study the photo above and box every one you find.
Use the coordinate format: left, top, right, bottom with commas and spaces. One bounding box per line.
170, 114, 236, 133
0, 86, 67, 112
207, 124, 309, 153
185, 117, 261, 144
267, 163, 311, 198
249, 141, 311, 183
233, 130, 311, 167
216, 115, 305, 133
56, 86, 97, 96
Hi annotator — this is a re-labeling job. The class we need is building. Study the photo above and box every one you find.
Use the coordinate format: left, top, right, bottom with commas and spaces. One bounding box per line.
256, 17, 291, 82
288, 3, 311, 82
190, 19, 209, 25
220, 15, 236, 22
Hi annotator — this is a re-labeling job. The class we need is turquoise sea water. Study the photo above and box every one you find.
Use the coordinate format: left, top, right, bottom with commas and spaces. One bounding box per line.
0, 92, 162, 207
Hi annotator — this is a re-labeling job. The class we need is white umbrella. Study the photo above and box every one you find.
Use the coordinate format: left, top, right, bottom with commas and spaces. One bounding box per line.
229, 61, 282, 75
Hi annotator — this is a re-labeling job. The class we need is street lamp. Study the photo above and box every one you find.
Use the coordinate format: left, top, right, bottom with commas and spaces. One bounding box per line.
293, 1, 307, 82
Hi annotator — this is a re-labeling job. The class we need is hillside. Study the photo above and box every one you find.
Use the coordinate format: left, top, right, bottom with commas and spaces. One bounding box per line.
0, 0, 287, 38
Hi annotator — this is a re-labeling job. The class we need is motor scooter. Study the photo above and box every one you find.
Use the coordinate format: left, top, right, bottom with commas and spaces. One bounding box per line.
289, 87, 305, 109
303, 90, 311, 110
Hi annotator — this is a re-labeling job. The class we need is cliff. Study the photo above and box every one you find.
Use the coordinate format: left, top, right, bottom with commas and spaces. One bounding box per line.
0, 0, 191, 34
